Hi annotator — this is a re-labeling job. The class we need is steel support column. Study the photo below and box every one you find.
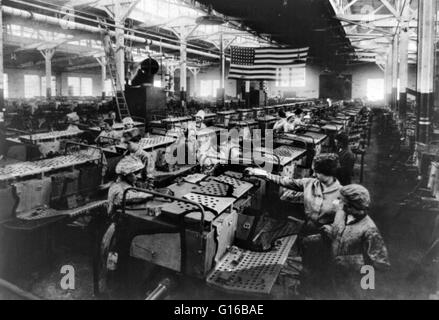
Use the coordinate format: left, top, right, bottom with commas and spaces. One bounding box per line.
114, 1, 125, 91
399, 22, 409, 120
385, 52, 392, 107
0, 0, 5, 157
391, 37, 399, 112
96, 56, 107, 100
180, 32, 187, 107
218, 32, 225, 106
188, 67, 200, 98
40, 48, 55, 99
416, 0, 436, 144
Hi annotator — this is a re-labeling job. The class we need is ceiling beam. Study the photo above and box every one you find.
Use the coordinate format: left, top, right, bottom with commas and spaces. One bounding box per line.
379, 0, 400, 18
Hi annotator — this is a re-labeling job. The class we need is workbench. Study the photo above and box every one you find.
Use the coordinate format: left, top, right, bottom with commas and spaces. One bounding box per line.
17, 130, 84, 144
0, 151, 102, 182
114, 135, 176, 152
89, 121, 144, 133
243, 146, 307, 168
278, 131, 328, 146
321, 123, 343, 134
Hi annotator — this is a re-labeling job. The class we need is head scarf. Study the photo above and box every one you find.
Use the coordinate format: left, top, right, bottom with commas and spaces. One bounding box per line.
340, 184, 370, 210
115, 155, 144, 175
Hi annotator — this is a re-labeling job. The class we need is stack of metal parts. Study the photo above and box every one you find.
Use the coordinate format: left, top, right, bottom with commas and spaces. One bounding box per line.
206, 235, 297, 295
0, 152, 101, 181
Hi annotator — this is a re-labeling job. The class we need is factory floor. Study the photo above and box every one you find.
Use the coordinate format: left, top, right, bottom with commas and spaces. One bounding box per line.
1, 114, 438, 300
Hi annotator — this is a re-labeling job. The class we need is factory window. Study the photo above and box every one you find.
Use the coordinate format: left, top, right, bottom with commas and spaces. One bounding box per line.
200, 80, 220, 97
10, 24, 21, 36
366, 79, 384, 101
275, 67, 306, 88
4, 74, 8, 99
81, 77, 93, 96
41, 76, 56, 96
24, 75, 42, 98
67, 77, 81, 96
23, 27, 37, 39
67, 77, 93, 96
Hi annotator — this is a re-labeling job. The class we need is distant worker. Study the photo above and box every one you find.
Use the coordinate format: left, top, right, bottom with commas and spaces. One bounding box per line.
194, 110, 207, 130
96, 119, 120, 145
285, 108, 304, 132
122, 117, 140, 140
334, 133, 356, 185
103, 31, 114, 59
273, 110, 288, 133
66, 112, 81, 131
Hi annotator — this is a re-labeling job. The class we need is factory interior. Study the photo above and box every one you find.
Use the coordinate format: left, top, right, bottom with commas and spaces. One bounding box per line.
0, 0, 438, 301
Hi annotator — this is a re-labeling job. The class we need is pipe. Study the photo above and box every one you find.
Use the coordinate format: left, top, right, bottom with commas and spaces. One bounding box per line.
3, 5, 220, 60
0, 279, 41, 300
145, 278, 171, 300
3, 5, 146, 43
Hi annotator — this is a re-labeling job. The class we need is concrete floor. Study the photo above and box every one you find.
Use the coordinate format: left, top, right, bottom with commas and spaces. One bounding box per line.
1, 111, 438, 300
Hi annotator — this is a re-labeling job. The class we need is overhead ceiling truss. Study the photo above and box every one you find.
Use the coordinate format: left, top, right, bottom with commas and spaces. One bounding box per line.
329, 0, 420, 65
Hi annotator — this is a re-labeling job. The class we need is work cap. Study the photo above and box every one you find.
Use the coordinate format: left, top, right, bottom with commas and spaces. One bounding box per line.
340, 184, 371, 210
115, 155, 144, 175
195, 110, 205, 120
67, 112, 79, 122
122, 117, 134, 125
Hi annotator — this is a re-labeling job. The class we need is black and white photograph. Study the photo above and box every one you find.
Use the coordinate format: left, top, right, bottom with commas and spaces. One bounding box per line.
0, 0, 438, 305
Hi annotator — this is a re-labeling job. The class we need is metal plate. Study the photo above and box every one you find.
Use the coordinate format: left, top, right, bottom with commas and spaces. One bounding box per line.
274, 146, 307, 161
191, 181, 231, 197
160, 200, 216, 222
19, 130, 83, 143
161, 200, 199, 215
213, 175, 253, 198
0, 152, 100, 181
250, 147, 292, 167
183, 173, 207, 184
206, 236, 297, 295
183, 193, 235, 215
137, 136, 176, 149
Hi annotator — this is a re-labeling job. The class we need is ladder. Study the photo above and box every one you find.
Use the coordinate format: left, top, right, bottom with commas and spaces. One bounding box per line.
107, 59, 131, 121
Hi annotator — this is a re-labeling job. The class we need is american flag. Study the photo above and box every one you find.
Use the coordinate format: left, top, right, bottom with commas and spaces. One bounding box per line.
228, 46, 309, 81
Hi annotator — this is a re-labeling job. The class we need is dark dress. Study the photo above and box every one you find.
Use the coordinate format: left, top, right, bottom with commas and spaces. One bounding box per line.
336, 147, 356, 185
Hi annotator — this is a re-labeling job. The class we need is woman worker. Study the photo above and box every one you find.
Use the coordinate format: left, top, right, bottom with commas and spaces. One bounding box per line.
107, 155, 151, 216
246, 153, 342, 234
273, 110, 288, 133
321, 184, 390, 298
246, 153, 342, 292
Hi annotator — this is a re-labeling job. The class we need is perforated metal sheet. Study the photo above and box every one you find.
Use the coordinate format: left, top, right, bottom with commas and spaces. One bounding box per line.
206, 236, 297, 295
137, 136, 176, 149
190, 181, 231, 197
183, 173, 207, 184
250, 147, 292, 167
281, 132, 327, 145
224, 171, 243, 179
274, 146, 307, 161
160, 200, 216, 222
0, 152, 100, 181
19, 130, 83, 143
213, 175, 253, 198
183, 193, 235, 214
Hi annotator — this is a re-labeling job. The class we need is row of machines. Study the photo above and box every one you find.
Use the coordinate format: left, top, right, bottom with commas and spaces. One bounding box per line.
0, 99, 368, 298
